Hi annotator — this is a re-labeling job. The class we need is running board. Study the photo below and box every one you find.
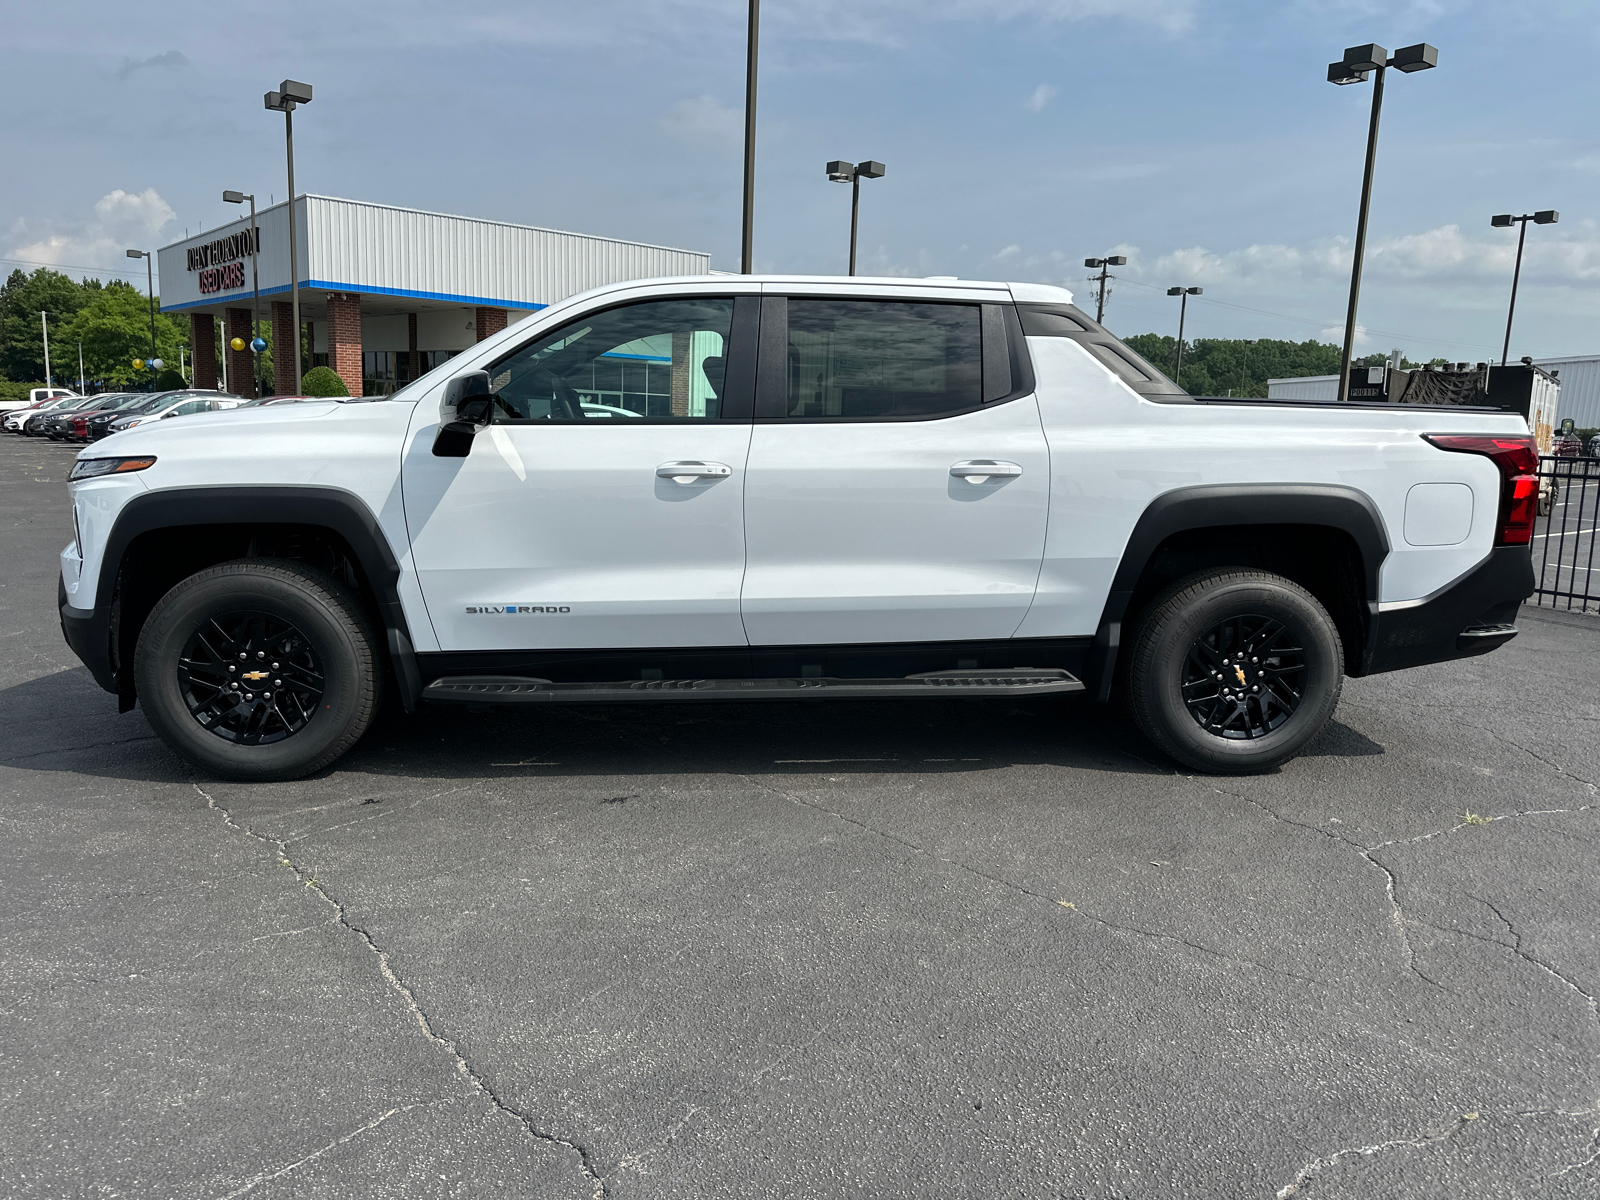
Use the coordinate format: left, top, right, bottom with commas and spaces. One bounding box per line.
422, 668, 1084, 705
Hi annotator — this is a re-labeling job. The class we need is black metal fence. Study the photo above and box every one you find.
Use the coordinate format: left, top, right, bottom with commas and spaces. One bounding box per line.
1533, 456, 1600, 613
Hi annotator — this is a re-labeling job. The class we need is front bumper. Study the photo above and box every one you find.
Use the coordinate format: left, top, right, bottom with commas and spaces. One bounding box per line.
1360, 546, 1535, 675
59, 576, 120, 696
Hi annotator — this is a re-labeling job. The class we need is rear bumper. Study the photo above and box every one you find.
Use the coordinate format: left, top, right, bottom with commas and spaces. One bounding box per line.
1360, 546, 1535, 675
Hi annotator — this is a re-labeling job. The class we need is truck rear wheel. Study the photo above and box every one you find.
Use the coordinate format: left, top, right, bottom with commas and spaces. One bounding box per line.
1127, 568, 1343, 774
134, 559, 381, 782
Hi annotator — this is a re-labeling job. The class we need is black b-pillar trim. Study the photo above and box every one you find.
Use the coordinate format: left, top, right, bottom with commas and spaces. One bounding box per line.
1086, 483, 1392, 699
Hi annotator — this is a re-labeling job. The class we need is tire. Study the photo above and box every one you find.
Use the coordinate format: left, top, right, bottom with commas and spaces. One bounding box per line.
1127, 568, 1343, 775
134, 559, 382, 781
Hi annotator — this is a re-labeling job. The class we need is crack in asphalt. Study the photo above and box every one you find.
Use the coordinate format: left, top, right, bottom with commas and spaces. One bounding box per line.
1274, 1114, 1475, 1197
1473, 895, 1600, 1031
193, 782, 607, 1199
0, 733, 160, 765
742, 770, 1319, 985
1194, 779, 1446, 990
213, 1103, 426, 1199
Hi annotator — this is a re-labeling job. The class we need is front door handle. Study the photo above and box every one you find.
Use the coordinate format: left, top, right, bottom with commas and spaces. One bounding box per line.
950, 460, 1022, 483
657, 461, 732, 485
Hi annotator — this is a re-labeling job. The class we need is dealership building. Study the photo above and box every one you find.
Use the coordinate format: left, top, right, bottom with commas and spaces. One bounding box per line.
157, 195, 711, 397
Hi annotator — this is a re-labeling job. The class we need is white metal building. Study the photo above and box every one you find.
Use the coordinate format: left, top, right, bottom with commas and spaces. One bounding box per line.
1264, 374, 1339, 401
157, 195, 710, 397
1531, 355, 1600, 429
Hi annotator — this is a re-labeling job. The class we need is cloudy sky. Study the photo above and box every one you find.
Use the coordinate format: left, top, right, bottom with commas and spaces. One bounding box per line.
4, 0, 1599, 357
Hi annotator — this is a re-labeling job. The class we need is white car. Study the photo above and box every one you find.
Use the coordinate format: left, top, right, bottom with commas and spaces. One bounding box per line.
5, 393, 84, 432
0, 386, 77, 415
103, 393, 242, 434
61, 274, 1537, 782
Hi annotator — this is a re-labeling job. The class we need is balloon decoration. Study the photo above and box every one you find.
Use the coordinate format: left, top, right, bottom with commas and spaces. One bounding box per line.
132, 358, 145, 370
230, 337, 247, 352
149, 359, 164, 370
251, 337, 267, 353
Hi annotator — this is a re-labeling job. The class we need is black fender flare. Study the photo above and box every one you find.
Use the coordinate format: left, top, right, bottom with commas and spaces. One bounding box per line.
88, 485, 422, 711
1087, 483, 1391, 699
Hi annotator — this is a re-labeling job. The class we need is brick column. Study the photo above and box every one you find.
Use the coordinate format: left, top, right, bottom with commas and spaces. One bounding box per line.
406, 312, 419, 382
271, 300, 296, 396
326, 293, 364, 397
225, 308, 256, 398
189, 313, 218, 390
475, 306, 507, 342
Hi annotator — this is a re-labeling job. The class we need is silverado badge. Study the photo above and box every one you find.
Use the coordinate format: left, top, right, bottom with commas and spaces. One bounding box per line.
243, 671, 269, 681
1234, 667, 1247, 687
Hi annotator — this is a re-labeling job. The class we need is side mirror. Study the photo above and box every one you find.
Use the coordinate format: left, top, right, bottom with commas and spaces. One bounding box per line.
433, 371, 493, 457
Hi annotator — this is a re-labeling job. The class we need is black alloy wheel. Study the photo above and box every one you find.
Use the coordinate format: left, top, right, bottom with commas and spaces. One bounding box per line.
177, 611, 326, 745
1128, 568, 1343, 774
1179, 614, 1306, 740
135, 559, 381, 781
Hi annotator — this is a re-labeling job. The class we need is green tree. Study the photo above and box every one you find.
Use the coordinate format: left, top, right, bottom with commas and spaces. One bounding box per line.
1122, 333, 1453, 398
0, 268, 91, 382
300, 365, 348, 397
55, 280, 188, 390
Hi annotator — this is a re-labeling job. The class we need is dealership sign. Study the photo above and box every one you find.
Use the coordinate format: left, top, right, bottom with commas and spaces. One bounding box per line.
187, 229, 260, 294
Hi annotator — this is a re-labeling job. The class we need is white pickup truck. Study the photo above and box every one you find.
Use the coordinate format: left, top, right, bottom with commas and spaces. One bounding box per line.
60, 275, 1537, 781
1, 386, 78, 415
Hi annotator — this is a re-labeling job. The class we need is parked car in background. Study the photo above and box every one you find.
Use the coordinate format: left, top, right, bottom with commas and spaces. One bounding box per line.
60, 394, 145, 441
1554, 431, 1584, 457
0, 386, 77, 414
6, 394, 86, 434
1589, 434, 1600, 458
100, 392, 242, 438
35, 395, 127, 440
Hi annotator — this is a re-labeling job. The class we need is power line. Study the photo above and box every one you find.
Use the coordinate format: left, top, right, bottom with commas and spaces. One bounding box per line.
0, 255, 151, 280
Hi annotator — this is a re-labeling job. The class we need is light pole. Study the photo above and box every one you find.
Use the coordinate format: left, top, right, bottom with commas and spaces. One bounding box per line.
125, 248, 159, 388
1166, 286, 1202, 388
223, 189, 264, 393
39, 311, 51, 386
264, 79, 313, 393
1491, 209, 1558, 367
1327, 41, 1438, 402
826, 160, 887, 275
79, 341, 86, 393
741, 0, 759, 273
1083, 255, 1127, 324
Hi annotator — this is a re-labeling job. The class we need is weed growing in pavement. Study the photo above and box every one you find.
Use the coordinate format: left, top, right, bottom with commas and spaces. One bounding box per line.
1462, 812, 1490, 826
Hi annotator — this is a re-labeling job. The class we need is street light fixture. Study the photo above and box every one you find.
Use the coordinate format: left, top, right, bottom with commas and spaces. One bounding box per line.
1490, 209, 1558, 367
264, 79, 313, 393
222, 189, 264, 394
126, 248, 159, 388
1166, 286, 1202, 389
826, 159, 886, 276
1326, 41, 1438, 402
1084, 255, 1127, 324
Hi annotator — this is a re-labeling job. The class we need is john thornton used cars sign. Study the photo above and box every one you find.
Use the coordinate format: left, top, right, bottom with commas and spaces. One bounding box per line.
187, 229, 260, 295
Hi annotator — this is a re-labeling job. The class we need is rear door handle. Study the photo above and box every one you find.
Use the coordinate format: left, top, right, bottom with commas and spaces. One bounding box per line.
657, 460, 732, 485
950, 459, 1022, 483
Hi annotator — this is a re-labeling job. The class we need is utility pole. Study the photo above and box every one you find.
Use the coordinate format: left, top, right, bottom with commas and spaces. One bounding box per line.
1084, 255, 1126, 325
40, 311, 51, 386
78, 341, 85, 393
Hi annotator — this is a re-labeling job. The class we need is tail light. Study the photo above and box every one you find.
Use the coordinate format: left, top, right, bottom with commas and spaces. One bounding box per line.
1423, 434, 1539, 546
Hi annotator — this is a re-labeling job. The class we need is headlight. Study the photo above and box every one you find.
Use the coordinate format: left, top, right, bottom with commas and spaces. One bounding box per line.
70, 456, 157, 481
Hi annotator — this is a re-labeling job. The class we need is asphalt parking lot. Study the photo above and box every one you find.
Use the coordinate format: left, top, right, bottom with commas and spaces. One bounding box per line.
3, 430, 1597, 1199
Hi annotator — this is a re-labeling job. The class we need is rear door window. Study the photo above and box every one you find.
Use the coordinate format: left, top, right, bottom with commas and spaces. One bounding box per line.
781, 300, 982, 420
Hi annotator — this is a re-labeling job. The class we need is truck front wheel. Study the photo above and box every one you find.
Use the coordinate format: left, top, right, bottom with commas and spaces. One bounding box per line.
1127, 568, 1343, 774
134, 559, 381, 782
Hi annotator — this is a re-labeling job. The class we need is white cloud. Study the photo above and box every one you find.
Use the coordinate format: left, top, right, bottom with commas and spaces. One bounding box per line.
1140, 224, 1600, 289
6, 188, 176, 275
660, 95, 743, 144
115, 50, 189, 81
992, 243, 1022, 259
1024, 83, 1056, 112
